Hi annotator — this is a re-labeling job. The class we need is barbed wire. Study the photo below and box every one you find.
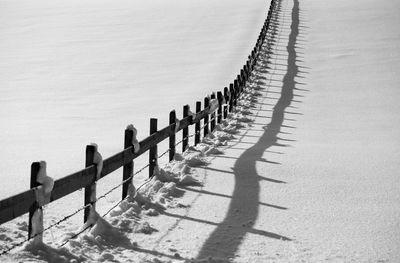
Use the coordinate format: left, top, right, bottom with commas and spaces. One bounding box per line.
54, 130, 201, 248
0, 160, 153, 254
58, 222, 93, 247
0, 202, 91, 256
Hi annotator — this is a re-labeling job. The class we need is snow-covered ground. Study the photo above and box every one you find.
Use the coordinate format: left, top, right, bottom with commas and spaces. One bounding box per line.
0, 0, 269, 198
1, 0, 400, 262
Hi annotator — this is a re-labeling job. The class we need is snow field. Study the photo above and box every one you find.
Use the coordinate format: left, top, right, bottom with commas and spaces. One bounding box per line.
1, 0, 400, 261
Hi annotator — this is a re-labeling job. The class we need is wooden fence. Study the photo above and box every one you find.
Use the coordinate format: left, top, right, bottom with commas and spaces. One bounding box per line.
0, 0, 277, 252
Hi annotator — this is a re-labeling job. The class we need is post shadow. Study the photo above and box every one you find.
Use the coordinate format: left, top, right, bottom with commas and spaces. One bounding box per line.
196, 0, 300, 259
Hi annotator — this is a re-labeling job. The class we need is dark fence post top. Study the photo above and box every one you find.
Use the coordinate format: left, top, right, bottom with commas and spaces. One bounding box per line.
169, 110, 177, 162
28, 162, 41, 239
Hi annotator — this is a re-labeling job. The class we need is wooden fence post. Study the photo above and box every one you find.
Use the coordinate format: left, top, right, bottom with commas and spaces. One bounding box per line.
241, 69, 246, 91
149, 118, 158, 178
195, 101, 201, 145
251, 49, 256, 68
210, 93, 216, 132
217, 91, 223, 124
183, 105, 189, 152
28, 162, 41, 240
84, 145, 96, 223
246, 63, 250, 81
204, 96, 210, 137
169, 110, 176, 162
122, 128, 134, 199
238, 74, 243, 94
229, 84, 234, 112
233, 80, 239, 106
223, 87, 229, 118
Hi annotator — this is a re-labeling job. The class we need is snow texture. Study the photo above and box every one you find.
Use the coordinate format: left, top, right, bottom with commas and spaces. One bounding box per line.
126, 124, 140, 153
35, 161, 54, 207
208, 99, 219, 113
1, 0, 400, 262
90, 143, 103, 180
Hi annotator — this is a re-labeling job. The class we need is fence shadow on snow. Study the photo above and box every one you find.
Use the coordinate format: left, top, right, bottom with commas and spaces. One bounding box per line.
196, 0, 304, 260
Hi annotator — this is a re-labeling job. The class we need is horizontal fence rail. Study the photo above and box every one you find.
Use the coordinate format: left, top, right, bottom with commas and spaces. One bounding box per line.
0, 0, 278, 255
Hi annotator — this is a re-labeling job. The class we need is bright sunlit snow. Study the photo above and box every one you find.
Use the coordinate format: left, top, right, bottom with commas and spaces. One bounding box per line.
0, 0, 269, 197
1, 0, 400, 262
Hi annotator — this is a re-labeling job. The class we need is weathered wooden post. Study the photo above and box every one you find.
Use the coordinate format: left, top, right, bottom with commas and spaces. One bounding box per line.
149, 118, 158, 177
239, 76, 243, 94
182, 105, 190, 152
217, 91, 223, 124
234, 79, 239, 106
204, 96, 210, 137
242, 68, 246, 81
28, 161, 54, 244
251, 50, 256, 69
28, 162, 41, 240
122, 128, 134, 199
246, 62, 250, 82
239, 73, 243, 93
169, 110, 176, 161
84, 145, 96, 223
210, 93, 216, 132
243, 68, 247, 85
223, 87, 229, 118
195, 101, 201, 145
229, 84, 234, 112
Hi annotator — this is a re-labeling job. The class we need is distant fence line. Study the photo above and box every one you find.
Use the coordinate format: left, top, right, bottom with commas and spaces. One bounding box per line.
0, 0, 277, 255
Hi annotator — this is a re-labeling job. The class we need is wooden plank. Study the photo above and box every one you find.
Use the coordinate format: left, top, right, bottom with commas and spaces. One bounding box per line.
51, 166, 96, 202
192, 108, 209, 123
0, 189, 36, 225
134, 124, 171, 158
175, 116, 192, 132
101, 150, 128, 179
